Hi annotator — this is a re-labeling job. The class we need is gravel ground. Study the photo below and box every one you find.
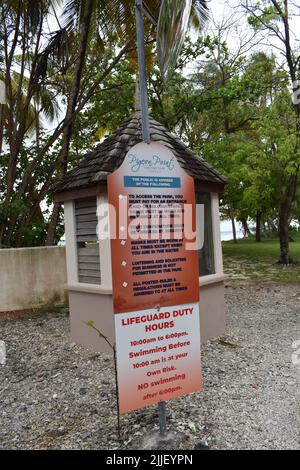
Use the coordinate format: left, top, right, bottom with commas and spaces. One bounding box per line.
0, 285, 299, 450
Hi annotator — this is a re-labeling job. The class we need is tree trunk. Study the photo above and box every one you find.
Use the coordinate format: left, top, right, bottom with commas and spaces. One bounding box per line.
0, 104, 4, 155
255, 211, 261, 242
46, 203, 61, 246
267, 217, 278, 236
278, 204, 290, 264
231, 214, 237, 243
277, 172, 299, 264
46, 0, 93, 246
0, 104, 6, 245
240, 217, 250, 237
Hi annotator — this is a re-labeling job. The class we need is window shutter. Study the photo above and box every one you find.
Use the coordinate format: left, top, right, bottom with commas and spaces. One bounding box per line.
75, 198, 100, 284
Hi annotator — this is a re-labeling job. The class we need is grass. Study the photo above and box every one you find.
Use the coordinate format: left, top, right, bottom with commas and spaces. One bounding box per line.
222, 233, 300, 285
37, 295, 68, 315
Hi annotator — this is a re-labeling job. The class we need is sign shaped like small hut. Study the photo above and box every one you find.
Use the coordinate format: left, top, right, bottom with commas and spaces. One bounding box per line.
52, 113, 227, 358
108, 141, 202, 413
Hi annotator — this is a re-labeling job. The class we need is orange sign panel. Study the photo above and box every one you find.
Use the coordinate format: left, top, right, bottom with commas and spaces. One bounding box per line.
108, 142, 202, 413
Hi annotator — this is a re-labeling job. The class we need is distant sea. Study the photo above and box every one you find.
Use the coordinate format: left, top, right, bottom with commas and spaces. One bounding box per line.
220, 220, 244, 241
221, 230, 244, 241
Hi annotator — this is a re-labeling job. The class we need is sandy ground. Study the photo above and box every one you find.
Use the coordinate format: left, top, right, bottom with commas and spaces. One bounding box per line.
0, 284, 299, 450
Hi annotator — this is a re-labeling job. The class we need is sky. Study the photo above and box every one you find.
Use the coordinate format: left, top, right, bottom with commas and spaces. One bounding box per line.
207, 0, 300, 62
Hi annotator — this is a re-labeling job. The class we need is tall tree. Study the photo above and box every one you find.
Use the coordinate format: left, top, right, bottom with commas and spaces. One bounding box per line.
242, 0, 300, 263
0, 1, 136, 247
46, 0, 95, 244
0, 0, 66, 245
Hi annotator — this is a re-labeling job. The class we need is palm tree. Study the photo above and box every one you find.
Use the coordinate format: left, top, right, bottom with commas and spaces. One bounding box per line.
0, 1, 64, 246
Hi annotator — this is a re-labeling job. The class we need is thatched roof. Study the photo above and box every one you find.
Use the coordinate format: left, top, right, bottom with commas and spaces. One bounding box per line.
53, 112, 227, 195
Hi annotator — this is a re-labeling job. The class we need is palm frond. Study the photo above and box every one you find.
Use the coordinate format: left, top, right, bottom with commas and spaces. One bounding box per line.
157, 0, 192, 80
33, 27, 70, 84
61, 0, 82, 31
38, 87, 61, 122
5, 0, 64, 35
157, 0, 209, 81
61, 0, 137, 43
190, 0, 209, 29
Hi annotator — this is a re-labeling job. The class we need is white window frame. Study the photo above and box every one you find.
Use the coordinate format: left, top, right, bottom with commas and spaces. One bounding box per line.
198, 192, 224, 286
64, 200, 78, 284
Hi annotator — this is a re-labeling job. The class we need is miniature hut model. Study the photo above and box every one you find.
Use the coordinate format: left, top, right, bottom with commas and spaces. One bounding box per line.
53, 112, 227, 353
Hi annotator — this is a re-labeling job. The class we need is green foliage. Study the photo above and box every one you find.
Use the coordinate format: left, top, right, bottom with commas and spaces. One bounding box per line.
70, 59, 135, 155
247, 5, 279, 29
70, 30, 300, 247
164, 39, 300, 235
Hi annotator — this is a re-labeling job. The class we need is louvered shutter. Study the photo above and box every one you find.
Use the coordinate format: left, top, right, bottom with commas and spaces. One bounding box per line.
75, 198, 100, 285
